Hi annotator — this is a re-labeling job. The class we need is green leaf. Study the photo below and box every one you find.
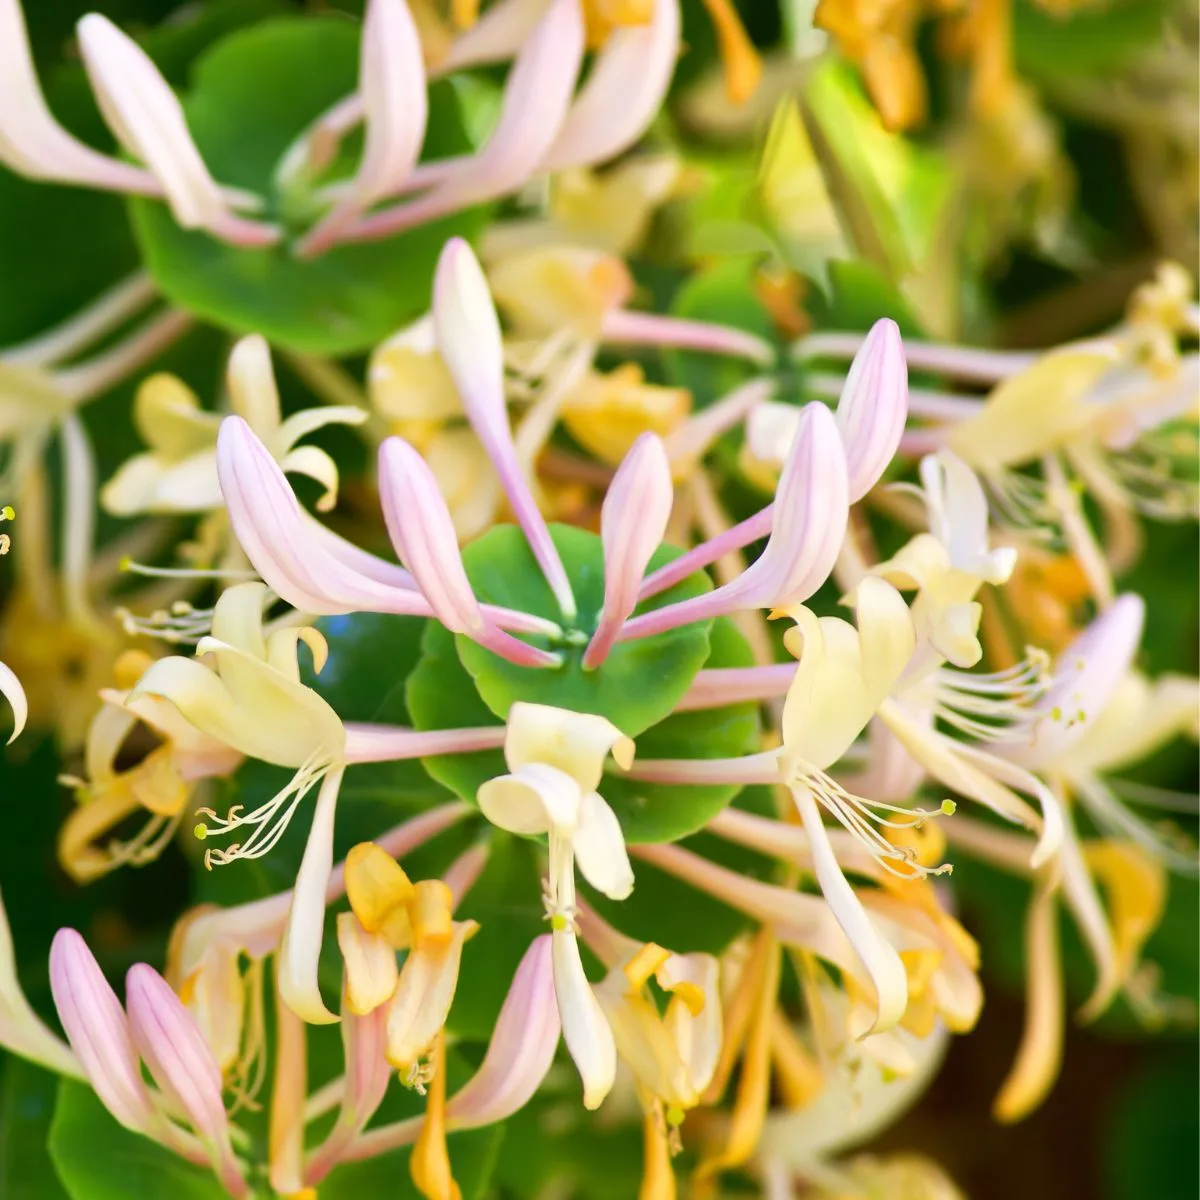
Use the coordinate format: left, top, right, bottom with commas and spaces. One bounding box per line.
407, 529, 759, 841
455, 525, 716, 736
661, 258, 777, 410
129, 17, 485, 355
600, 617, 761, 841
48, 1081, 227, 1200
0, 1058, 69, 1200
1014, 0, 1179, 78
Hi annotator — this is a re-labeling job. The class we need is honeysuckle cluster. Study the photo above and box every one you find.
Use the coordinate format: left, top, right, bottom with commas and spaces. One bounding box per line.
0, 227, 1191, 1199
0, 0, 759, 257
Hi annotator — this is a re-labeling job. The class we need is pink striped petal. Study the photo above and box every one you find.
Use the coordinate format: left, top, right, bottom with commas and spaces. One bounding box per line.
340, 0, 584, 241
619, 404, 848, 641
540, 0, 680, 173
298, 0, 428, 255
446, 935, 560, 1129
217, 416, 432, 618
379, 436, 563, 666
584, 433, 673, 668
379, 437, 487, 634
124, 964, 229, 1143
432, 238, 576, 619
49, 930, 156, 1134
836, 318, 908, 502
76, 16, 277, 246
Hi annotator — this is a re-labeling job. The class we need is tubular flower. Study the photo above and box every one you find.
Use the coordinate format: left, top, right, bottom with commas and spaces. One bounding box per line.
102, 336, 365, 519
49, 929, 250, 1196
478, 702, 636, 1110
58, 650, 244, 884
339, 841, 479, 1088
581, 905, 722, 1168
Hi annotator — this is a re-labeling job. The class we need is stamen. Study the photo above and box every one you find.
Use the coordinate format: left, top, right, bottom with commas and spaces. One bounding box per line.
107, 809, 184, 870
792, 763, 954, 881
195, 751, 333, 868
119, 558, 260, 582
930, 651, 1053, 744
117, 600, 219, 645
404, 1059, 435, 1096
226, 957, 268, 1116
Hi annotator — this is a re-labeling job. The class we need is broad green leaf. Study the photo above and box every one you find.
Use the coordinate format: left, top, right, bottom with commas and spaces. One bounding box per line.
453, 525, 716, 736
600, 617, 761, 841
130, 18, 484, 355
661, 258, 778, 410
48, 1081, 227, 1200
0, 1058, 69, 1200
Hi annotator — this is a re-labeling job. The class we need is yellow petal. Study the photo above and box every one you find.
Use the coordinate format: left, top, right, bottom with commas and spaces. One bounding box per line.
337, 912, 399, 1016
345, 843, 415, 942
1083, 839, 1167, 983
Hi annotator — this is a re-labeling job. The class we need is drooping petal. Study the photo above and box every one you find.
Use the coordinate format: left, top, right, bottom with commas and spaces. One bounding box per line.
836, 318, 908, 501
503, 702, 635, 792
584, 433, 673, 668
277, 769, 345, 1025
49, 929, 156, 1133
792, 787, 908, 1034
75, 16, 277, 246
386, 922, 476, 1073
337, 914, 400, 1016
993, 872, 1063, 1123
572, 792, 635, 901
552, 928, 616, 1110
447, 935, 560, 1129
540, 0, 681, 173
919, 451, 1016, 583
432, 238, 576, 619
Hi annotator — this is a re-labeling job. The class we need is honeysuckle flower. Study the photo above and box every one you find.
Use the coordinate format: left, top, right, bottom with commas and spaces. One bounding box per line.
741, 318, 909, 501
339, 841, 479, 1086
869, 450, 1018, 669
58, 649, 244, 883
49, 929, 250, 1195
0, 2, 276, 246
620, 402, 851, 643
0, 654, 26, 745
637, 315, 907, 606
333, 934, 562, 1171
579, 901, 721, 1162
478, 702, 636, 1109
103, 335, 366, 519
339, 0, 587, 244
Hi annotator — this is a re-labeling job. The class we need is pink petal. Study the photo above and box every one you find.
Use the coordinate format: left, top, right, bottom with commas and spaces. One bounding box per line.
584, 433, 673, 668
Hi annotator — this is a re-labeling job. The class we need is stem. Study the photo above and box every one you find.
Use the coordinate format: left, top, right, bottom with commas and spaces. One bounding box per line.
600, 309, 774, 365
638, 506, 770, 601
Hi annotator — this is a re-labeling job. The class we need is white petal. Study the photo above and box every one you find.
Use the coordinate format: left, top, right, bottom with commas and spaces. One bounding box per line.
572, 792, 634, 901
477, 763, 582, 836
551, 928, 616, 1110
